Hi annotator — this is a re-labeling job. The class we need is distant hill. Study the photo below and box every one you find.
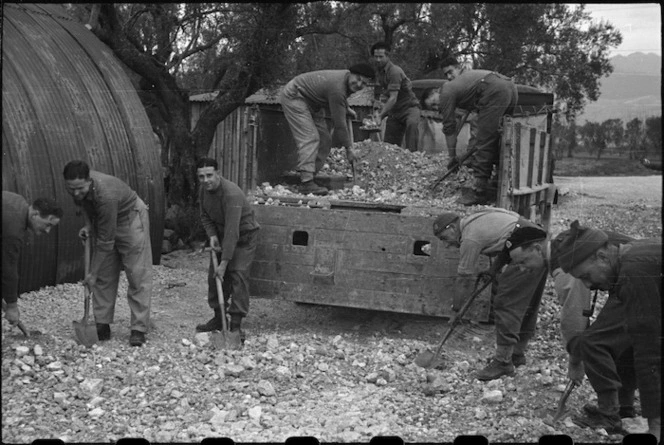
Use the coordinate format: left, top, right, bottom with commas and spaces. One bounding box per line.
576, 52, 661, 124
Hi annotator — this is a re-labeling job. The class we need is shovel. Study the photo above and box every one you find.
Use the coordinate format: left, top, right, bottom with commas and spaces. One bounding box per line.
72, 237, 98, 347
210, 250, 242, 350
542, 379, 579, 426
414, 276, 492, 369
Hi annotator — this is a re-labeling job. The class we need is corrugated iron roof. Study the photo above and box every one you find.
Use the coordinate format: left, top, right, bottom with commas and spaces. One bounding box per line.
3, 3, 164, 291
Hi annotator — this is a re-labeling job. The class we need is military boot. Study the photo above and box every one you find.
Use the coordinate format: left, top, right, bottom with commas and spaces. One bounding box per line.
457, 178, 490, 206
476, 345, 515, 381
574, 392, 626, 434
195, 308, 223, 332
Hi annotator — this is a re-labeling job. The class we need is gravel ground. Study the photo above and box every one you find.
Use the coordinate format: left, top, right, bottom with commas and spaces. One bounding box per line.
2, 144, 660, 444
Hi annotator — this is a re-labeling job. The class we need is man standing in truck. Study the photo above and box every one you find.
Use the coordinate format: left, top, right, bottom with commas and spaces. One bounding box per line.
423, 69, 518, 206
370, 42, 422, 152
439, 56, 478, 157
432, 208, 547, 380
279, 63, 375, 196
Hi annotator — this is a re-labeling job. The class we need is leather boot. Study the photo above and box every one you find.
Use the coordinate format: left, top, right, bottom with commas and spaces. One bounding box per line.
476, 345, 515, 381
457, 178, 490, 206
195, 308, 223, 332
574, 392, 625, 434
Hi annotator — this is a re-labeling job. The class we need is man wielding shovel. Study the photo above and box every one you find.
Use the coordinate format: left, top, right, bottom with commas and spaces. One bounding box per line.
195, 158, 260, 345
433, 208, 548, 380
63, 160, 152, 347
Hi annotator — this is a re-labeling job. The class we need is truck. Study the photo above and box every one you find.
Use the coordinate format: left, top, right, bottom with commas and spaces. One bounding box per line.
199, 81, 557, 321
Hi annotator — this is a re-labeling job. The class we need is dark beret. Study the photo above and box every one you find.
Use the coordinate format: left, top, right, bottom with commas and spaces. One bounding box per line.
348, 63, 376, 80
550, 220, 609, 273
505, 225, 547, 252
432, 212, 459, 237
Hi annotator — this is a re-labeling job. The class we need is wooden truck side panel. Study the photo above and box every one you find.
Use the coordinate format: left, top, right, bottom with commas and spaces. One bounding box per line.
249, 205, 492, 320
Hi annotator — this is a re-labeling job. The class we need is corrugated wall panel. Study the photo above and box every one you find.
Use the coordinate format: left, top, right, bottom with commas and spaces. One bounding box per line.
2, 4, 164, 292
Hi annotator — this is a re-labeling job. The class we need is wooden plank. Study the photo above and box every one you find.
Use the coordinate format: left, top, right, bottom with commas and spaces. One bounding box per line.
527, 127, 536, 187
253, 205, 438, 236
530, 128, 540, 187
540, 131, 550, 185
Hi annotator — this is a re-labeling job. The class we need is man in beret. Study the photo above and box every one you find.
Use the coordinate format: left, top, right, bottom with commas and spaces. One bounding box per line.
433, 208, 548, 380
552, 221, 661, 440
513, 226, 639, 430
279, 63, 375, 196
370, 42, 421, 152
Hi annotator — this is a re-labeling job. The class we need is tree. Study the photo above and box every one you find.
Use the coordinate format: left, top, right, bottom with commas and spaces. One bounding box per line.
601, 118, 624, 154
644, 116, 662, 159
579, 121, 607, 159
625, 117, 645, 160
65, 3, 300, 240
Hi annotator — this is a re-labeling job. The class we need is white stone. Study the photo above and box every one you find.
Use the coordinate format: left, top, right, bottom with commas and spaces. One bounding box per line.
88, 407, 105, 417
365, 372, 379, 383
181, 338, 192, 346
248, 406, 262, 421
224, 364, 244, 377
266, 335, 279, 350
240, 357, 256, 369
194, 333, 210, 347
33, 345, 43, 356
88, 396, 105, 407
375, 378, 387, 386
53, 392, 67, 402
481, 389, 503, 403
15, 346, 30, 357
257, 380, 276, 397
275, 366, 292, 378
317, 362, 329, 372
80, 378, 104, 397
46, 361, 63, 370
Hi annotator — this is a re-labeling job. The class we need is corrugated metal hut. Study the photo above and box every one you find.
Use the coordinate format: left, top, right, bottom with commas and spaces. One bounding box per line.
2, 4, 164, 292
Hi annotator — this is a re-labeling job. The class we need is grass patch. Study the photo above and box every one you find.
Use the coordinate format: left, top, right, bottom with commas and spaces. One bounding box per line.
553, 156, 661, 176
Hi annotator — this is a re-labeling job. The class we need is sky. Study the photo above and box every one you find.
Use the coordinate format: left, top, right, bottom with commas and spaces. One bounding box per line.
580, 3, 662, 56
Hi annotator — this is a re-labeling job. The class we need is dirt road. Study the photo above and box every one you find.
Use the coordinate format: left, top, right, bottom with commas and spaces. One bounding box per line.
554, 175, 662, 206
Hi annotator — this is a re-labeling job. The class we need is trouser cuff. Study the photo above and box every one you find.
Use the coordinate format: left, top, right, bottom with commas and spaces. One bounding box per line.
495, 345, 514, 362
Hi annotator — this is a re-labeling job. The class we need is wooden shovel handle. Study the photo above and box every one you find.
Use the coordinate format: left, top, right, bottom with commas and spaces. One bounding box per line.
211, 250, 228, 332
83, 237, 92, 322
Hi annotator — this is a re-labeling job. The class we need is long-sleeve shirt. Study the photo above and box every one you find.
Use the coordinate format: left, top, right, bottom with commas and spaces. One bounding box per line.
439, 69, 497, 135
288, 70, 354, 149
200, 178, 259, 262
375, 60, 420, 114
76, 171, 138, 274
2, 191, 30, 303
457, 208, 521, 275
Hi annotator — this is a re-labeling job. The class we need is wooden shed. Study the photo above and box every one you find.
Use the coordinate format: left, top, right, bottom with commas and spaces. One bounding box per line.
2, 4, 164, 292
190, 84, 473, 190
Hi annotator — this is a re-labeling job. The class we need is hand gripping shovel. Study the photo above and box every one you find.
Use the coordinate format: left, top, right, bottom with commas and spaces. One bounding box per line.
210, 250, 242, 350
73, 237, 98, 347
1, 299, 30, 337
414, 275, 492, 369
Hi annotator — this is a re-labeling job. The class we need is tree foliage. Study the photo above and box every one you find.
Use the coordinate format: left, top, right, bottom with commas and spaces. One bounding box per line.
63, 2, 625, 239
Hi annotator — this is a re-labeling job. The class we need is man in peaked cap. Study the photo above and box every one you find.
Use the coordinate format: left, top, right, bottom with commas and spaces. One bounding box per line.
433, 208, 548, 381
552, 221, 661, 440
279, 63, 375, 196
